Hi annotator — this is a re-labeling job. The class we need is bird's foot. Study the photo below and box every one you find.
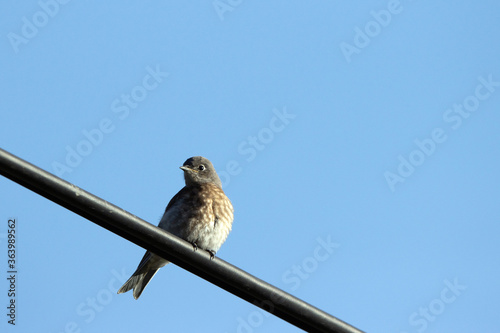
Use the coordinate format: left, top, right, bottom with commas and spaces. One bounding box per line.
207, 250, 216, 260
191, 242, 199, 252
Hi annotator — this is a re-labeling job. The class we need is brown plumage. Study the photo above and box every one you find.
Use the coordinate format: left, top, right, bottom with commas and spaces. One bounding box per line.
117, 156, 234, 299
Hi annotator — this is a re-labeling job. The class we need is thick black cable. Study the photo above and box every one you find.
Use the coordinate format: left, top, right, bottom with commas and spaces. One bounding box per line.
0, 147, 364, 333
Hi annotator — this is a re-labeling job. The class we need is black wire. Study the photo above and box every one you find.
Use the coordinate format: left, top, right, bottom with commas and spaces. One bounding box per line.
0, 147, 365, 333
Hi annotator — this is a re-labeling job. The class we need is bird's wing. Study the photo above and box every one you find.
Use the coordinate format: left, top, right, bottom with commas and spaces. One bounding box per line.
157, 186, 193, 235
163, 186, 189, 212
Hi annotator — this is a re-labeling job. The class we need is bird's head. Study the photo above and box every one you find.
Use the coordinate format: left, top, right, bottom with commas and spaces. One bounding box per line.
180, 156, 222, 188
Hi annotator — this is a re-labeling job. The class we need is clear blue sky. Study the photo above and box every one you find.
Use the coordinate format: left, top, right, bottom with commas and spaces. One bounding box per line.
1, 1, 499, 332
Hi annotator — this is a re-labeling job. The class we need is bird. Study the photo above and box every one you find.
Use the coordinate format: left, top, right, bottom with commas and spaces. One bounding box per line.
117, 156, 234, 299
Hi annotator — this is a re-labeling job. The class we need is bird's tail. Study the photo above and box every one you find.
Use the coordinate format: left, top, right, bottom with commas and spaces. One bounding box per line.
117, 251, 168, 299
117, 267, 160, 300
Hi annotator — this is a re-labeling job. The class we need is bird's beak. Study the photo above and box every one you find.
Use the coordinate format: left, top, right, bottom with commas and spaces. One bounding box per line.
180, 166, 196, 172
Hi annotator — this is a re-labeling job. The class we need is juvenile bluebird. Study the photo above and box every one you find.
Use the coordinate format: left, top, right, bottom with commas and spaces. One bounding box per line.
117, 156, 234, 299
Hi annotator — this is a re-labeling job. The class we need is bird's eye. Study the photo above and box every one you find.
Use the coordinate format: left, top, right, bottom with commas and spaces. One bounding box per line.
198, 165, 206, 171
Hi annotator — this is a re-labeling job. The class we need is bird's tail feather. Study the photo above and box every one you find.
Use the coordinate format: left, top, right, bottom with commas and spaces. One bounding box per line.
117, 267, 161, 300
117, 251, 168, 299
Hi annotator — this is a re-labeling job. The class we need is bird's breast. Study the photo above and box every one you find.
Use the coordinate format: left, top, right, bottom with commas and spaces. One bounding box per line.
160, 183, 233, 252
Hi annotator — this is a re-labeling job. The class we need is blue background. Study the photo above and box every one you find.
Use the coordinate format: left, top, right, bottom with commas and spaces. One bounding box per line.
1, 1, 499, 332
